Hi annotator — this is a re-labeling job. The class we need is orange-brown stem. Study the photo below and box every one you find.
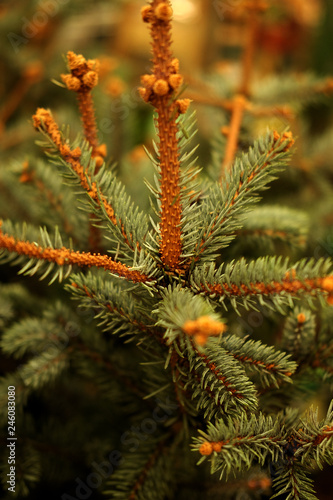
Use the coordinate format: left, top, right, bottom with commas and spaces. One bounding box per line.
232, 353, 293, 377
238, 10, 259, 97
61, 52, 106, 169
221, 95, 247, 175
156, 95, 182, 271
221, 2, 265, 179
76, 91, 99, 152
185, 91, 294, 121
140, 1, 185, 272
0, 224, 150, 284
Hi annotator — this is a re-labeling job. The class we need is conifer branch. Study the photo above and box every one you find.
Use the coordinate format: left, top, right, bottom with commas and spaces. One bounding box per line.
104, 436, 176, 500
186, 338, 258, 417
18, 348, 69, 389
72, 341, 147, 400
194, 412, 284, 478
281, 308, 317, 362
61, 52, 108, 251
221, 335, 297, 388
235, 205, 308, 250
32, 108, 137, 252
185, 89, 294, 120
128, 440, 168, 500
271, 462, 318, 500
190, 340, 256, 402
139, 1, 191, 272
225, 131, 294, 211
32, 109, 114, 218
196, 270, 333, 307
191, 131, 295, 265
68, 273, 152, 336
0, 222, 151, 283
19, 161, 75, 238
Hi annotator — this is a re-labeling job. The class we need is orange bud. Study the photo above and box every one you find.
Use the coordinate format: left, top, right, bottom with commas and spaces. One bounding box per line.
199, 441, 213, 456
67, 51, 86, 71
261, 477, 272, 489
82, 71, 98, 89
153, 79, 169, 96
281, 131, 295, 150
138, 86, 149, 102
212, 442, 222, 452
141, 5, 153, 22
297, 313, 306, 324
95, 143, 107, 158
169, 74, 183, 90
154, 3, 173, 21
170, 58, 179, 74
183, 319, 197, 335
141, 74, 156, 88
194, 333, 207, 346
322, 277, 333, 293
94, 156, 104, 168
61, 74, 81, 91
176, 98, 191, 114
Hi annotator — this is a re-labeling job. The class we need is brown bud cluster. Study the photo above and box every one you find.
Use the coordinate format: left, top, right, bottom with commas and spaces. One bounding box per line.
61, 51, 99, 92
141, 3, 173, 23
139, 66, 186, 109
183, 315, 227, 346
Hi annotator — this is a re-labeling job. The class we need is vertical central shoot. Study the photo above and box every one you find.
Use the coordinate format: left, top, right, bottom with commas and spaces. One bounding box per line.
140, 1, 189, 273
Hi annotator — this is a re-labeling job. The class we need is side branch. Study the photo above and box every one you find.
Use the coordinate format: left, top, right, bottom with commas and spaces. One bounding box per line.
70, 281, 151, 332
0, 224, 150, 284
189, 338, 245, 400
200, 275, 333, 304
227, 131, 294, 210
32, 108, 134, 251
193, 131, 294, 262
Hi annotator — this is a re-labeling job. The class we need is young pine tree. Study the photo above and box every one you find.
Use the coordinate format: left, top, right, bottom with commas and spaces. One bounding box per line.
1, 1, 333, 499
